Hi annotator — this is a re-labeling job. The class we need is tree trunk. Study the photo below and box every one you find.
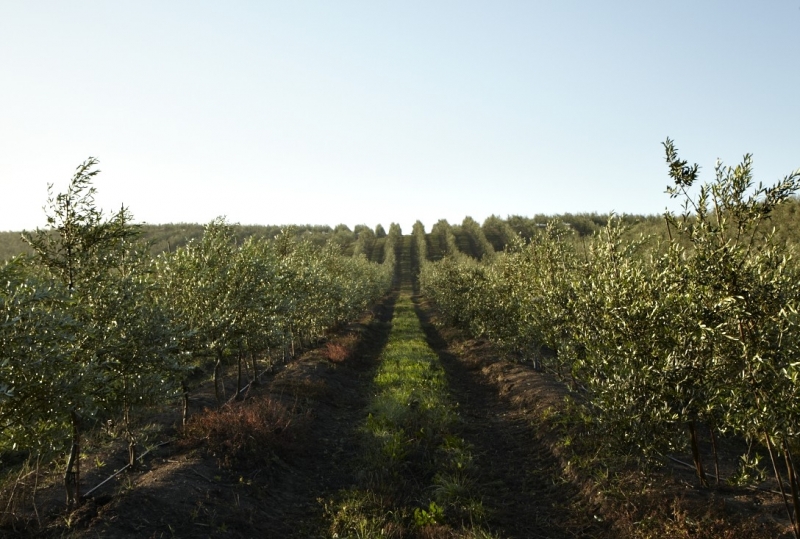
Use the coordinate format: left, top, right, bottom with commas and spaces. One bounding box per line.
709, 425, 720, 485
783, 439, 800, 539
181, 380, 190, 425
689, 422, 708, 487
123, 385, 136, 468
250, 351, 259, 387
33, 453, 42, 527
124, 402, 136, 468
236, 349, 243, 400
765, 432, 797, 538
64, 410, 81, 507
214, 349, 223, 406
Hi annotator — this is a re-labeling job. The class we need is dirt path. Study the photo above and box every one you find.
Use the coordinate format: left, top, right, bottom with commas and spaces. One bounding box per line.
311, 235, 607, 538
414, 296, 608, 539
255, 291, 397, 538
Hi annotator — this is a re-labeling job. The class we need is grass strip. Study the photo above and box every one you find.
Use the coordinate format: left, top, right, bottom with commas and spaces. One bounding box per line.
324, 292, 498, 538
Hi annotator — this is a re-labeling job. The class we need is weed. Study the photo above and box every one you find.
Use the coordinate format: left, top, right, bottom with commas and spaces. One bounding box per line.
378, 430, 409, 463
181, 396, 298, 468
728, 451, 767, 486
431, 472, 470, 506
326, 334, 359, 363
324, 490, 406, 538
414, 501, 444, 526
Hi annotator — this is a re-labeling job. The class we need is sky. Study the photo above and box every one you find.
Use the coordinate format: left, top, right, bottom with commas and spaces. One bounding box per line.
1, 1, 799, 233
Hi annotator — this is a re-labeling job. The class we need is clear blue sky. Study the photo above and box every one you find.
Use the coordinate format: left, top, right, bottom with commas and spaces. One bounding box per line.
2, 1, 798, 233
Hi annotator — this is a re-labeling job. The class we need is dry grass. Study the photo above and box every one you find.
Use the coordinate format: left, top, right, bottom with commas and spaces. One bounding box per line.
325, 333, 359, 363
609, 494, 782, 539
0, 456, 44, 532
181, 396, 299, 468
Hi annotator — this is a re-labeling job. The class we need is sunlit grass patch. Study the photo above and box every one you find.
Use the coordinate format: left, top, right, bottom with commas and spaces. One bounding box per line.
325, 291, 497, 537
324, 489, 407, 539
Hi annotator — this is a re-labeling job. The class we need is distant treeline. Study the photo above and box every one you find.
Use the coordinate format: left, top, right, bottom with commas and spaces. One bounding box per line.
0, 222, 388, 262
496, 197, 800, 245
485, 197, 800, 251
3, 196, 800, 261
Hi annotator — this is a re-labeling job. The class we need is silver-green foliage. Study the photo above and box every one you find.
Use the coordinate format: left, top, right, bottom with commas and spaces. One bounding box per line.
420, 141, 800, 491
2, 159, 184, 504
1, 159, 393, 508
461, 216, 495, 261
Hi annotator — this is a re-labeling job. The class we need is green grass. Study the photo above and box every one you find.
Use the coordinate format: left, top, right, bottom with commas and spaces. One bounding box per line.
324, 292, 498, 538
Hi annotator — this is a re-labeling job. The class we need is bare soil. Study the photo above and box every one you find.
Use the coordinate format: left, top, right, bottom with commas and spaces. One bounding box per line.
413, 294, 606, 539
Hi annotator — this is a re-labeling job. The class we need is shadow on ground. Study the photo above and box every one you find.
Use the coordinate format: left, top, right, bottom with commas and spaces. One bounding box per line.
413, 294, 608, 539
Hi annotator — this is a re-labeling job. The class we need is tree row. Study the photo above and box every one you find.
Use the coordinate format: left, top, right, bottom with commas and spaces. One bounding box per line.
0, 159, 396, 506
418, 141, 800, 535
